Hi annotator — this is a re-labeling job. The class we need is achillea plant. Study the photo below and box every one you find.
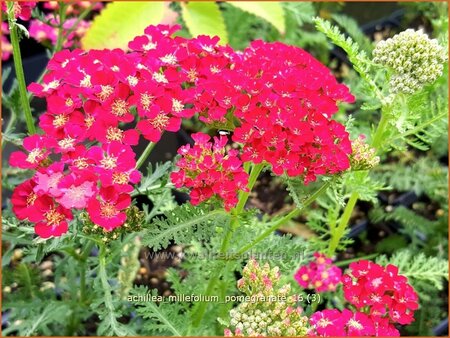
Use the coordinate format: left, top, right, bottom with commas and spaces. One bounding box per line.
2, 3, 448, 336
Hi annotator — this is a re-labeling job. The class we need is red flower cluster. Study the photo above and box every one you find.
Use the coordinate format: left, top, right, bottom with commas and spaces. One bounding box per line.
309, 308, 399, 336
342, 260, 419, 326
230, 41, 354, 184
294, 252, 342, 292
11, 24, 353, 237
170, 133, 249, 210
301, 258, 418, 336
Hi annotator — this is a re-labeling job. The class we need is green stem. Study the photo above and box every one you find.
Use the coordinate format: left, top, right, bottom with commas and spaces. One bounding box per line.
328, 191, 359, 256
371, 110, 389, 151
234, 163, 264, 214
237, 179, 333, 255
327, 107, 391, 255
7, 2, 35, 134
53, 4, 67, 53
191, 164, 265, 328
136, 142, 156, 169
18, 263, 35, 298
98, 244, 125, 335
79, 241, 95, 303
335, 253, 379, 267
191, 216, 235, 328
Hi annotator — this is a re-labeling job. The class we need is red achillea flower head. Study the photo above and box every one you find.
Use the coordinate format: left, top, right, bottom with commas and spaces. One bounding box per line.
14, 24, 355, 237
11, 179, 45, 222
10, 135, 54, 169
310, 309, 381, 337
170, 132, 249, 211
228, 41, 353, 183
294, 252, 342, 292
87, 186, 131, 231
342, 260, 419, 326
34, 198, 73, 238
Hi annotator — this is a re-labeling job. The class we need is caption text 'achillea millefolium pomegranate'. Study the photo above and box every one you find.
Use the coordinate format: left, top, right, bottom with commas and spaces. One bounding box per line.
10, 24, 354, 238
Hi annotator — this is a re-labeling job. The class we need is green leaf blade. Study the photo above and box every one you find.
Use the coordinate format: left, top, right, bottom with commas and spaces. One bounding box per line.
82, 2, 166, 50
228, 1, 285, 34
181, 2, 228, 44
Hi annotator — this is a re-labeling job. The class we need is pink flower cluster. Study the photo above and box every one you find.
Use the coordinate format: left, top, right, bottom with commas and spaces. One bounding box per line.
11, 24, 353, 237
170, 133, 249, 211
342, 260, 419, 325
294, 252, 342, 292
305, 257, 419, 336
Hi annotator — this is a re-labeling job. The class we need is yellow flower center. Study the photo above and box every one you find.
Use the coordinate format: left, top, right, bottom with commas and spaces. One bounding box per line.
151, 114, 170, 131
106, 127, 124, 142
100, 202, 118, 218
140, 93, 154, 111
26, 192, 37, 206
96, 85, 114, 102
44, 208, 65, 226
111, 99, 129, 117
53, 114, 69, 127
74, 157, 89, 169
26, 148, 45, 164
100, 155, 118, 170
112, 172, 130, 185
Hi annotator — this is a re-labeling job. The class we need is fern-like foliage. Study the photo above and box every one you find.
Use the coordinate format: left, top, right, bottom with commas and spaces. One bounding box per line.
389, 87, 448, 151
369, 205, 441, 248
313, 17, 382, 100
376, 249, 448, 290
372, 157, 448, 206
141, 204, 230, 250
2, 300, 70, 336
132, 161, 173, 197
131, 287, 188, 336
331, 13, 373, 53
91, 253, 136, 336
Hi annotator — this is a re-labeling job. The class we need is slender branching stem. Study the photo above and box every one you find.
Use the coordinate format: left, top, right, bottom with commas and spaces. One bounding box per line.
136, 142, 156, 169
327, 107, 391, 255
7, 2, 35, 134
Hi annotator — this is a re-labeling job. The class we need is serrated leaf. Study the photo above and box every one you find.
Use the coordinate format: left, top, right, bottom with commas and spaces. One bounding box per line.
181, 2, 228, 44
142, 204, 229, 251
81, 2, 166, 50
228, 2, 285, 34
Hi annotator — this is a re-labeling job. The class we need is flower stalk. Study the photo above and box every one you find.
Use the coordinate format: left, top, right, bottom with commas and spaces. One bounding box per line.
136, 142, 156, 169
328, 107, 391, 255
7, 2, 35, 134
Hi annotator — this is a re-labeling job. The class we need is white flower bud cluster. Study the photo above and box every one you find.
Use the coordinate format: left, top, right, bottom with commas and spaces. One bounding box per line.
225, 259, 309, 336
350, 135, 380, 171
373, 29, 447, 94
